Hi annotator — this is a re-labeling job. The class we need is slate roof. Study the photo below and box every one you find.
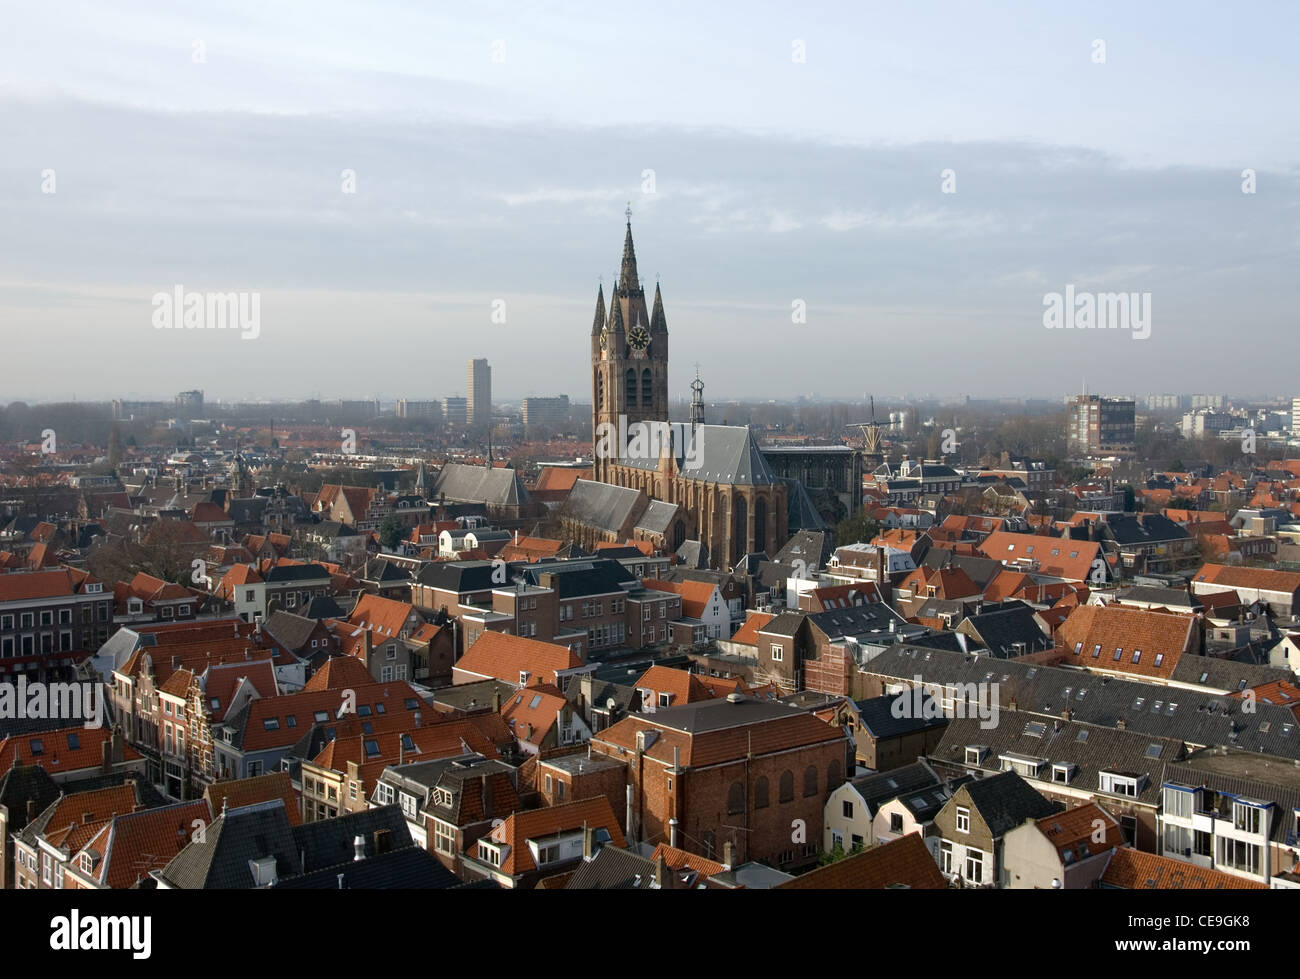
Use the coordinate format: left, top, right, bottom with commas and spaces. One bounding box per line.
863, 644, 1300, 758
854, 693, 949, 740
272, 845, 460, 889
932, 710, 1184, 806
782, 478, 828, 531
806, 602, 907, 641
564, 845, 659, 889
0, 764, 63, 831
635, 500, 679, 536
430, 464, 529, 508
524, 558, 636, 598
262, 610, 320, 652
959, 602, 1053, 657
958, 770, 1062, 838
565, 480, 644, 535
616, 423, 781, 487
675, 539, 710, 569
772, 530, 833, 570
842, 761, 944, 817
1168, 654, 1292, 693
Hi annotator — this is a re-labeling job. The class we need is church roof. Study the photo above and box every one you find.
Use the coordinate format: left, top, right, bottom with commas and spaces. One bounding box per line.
430, 464, 528, 508
616, 423, 781, 487
566, 480, 645, 535
635, 499, 679, 536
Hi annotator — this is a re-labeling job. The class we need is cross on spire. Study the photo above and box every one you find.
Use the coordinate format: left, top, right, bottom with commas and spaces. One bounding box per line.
625, 201, 632, 223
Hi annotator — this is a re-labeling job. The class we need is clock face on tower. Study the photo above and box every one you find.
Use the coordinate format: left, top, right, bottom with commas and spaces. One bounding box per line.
628, 324, 650, 351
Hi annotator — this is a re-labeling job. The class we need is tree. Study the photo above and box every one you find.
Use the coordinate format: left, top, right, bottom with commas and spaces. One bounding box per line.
833, 512, 879, 548
378, 514, 404, 551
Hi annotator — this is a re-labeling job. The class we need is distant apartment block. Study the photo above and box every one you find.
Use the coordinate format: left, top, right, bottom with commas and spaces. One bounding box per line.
1067, 395, 1135, 458
467, 359, 491, 428
442, 397, 468, 425
1190, 394, 1226, 410
522, 395, 570, 430
1291, 397, 1300, 433
175, 390, 204, 415
396, 399, 443, 421
1181, 410, 1238, 440
1144, 394, 1186, 411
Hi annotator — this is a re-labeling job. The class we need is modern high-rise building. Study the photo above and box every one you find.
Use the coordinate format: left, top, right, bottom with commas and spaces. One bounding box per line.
1291, 397, 1300, 433
522, 395, 570, 431
442, 397, 468, 425
175, 390, 204, 416
396, 399, 442, 421
467, 359, 491, 428
1067, 395, 1136, 458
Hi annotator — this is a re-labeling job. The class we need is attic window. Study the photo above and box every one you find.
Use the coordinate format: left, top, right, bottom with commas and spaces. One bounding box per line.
1113, 647, 1123, 662
314, 710, 329, 723
1091, 644, 1102, 659
30, 739, 43, 756
210, 698, 220, 710
1153, 653, 1164, 667
66, 733, 80, 751
364, 739, 380, 758
401, 734, 415, 752
529, 694, 543, 709
1145, 744, 1162, 759
263, 718, 279, 731
1132, 650, 1142, 664
404, 699, 419, 710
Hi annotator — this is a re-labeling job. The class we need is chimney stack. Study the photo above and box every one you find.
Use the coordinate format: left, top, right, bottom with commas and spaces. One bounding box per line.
723, 840, 735, 870
654, 853, 667, 889
582, 822, 597, 860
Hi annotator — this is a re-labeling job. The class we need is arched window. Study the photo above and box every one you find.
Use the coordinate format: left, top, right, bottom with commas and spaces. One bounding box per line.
641, 368, 652, 409
596, 373, 604, 412
754, 497, 767, 554
754, 776, 770, 809
727, 781, 745, 815
625, 369, 636, 410
803, 765, 819, 797
828, 759, 843, 789
734, 496, 748, 553
673, 520, 686, 550
779, 770, 794, 803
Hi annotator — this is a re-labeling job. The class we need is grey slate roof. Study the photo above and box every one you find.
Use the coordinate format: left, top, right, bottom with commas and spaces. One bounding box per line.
781, 478, 828, 531
262, 610, 320, 652
959, 603, 1053, 657
430, 463, 529, 508
855, 692, 948, 740
863, 644, 1300, 758
616, 423, 781, 487
773, 530, 833, 571
932, 710, 1184, 806
635, 499, 679, 536
844, 761, 944, 817
0, 764, 63, 832
566, 479, 644, 535
922, 549, 1004, 591
1166, 654, 1292, 693
1115, 585, 1202, 610
957, 770, 1062, 838
565, 846, 658, 889
272, 845, 460, 888
159, 799, 300, 888
264, 563, 331, 583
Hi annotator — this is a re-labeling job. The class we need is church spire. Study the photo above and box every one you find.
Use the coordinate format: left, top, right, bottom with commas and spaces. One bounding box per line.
608, 280, 625, 332
619, 203, 640, 293
650, 280, 666, 333
591, 282, 606, 336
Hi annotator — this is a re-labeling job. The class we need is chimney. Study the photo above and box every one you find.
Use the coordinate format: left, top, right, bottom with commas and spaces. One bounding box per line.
582, 821, 597, 860
653, 853, 667, 889
101, 738, 112, 773
723, 840, 735, 870
1116, 718, 1126, 731
353, 835, 366, 861
492, 688, 502, 712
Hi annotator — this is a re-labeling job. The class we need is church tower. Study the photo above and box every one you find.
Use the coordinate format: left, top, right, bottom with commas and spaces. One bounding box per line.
592, 208, 669, 483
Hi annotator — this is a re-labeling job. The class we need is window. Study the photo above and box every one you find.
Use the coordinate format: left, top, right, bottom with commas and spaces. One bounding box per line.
965, 850, 984, 883
1113, 647, 1123, 662
770, 643, 783, 662
890, 812, 904, 833
803, 765, 819, 798
478, 842, 501, 867
779, 770, 794, 803
842, 800, 854, 819
434, 821, 456, 854
1233, 803, 1262, 835
727, 782, 745, 815
1163, 787, 1192, 818
939, 840, 953, 875
955, 807, 970, 833
754, 776, 770, 809
1091, 644, 1101, 659
375, 783, 395, 805
1100, 772, 1139, 797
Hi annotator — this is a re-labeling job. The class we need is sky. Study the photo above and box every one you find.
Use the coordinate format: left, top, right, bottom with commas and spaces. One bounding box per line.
2, 1, 1297, 405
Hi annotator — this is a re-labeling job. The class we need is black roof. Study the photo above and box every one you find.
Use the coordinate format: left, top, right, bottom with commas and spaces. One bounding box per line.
272, 845, 460, 889
855, 692, 949, 739
264, 563, 332, 583
960, 770, 1062, 838
959, 602, 1053, 657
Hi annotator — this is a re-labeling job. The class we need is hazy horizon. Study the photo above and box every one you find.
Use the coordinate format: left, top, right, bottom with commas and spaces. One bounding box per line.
4, 1, 1298, 404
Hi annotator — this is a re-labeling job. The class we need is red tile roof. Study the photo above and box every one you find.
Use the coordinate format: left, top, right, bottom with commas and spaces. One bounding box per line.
778, 832, 947, 889
454, 632, 583, 685
1055, 604, 1195, 679
479, 797, 625, 877
1100, 848, 1265, 889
